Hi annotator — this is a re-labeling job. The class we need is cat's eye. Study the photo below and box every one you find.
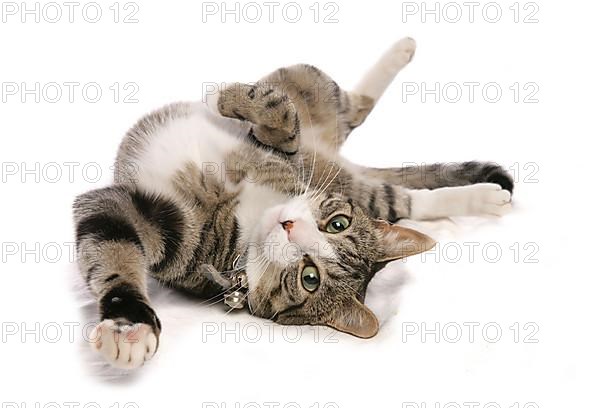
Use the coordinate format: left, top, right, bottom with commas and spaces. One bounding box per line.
301, 265, 320, 292
325, 215, 351, 233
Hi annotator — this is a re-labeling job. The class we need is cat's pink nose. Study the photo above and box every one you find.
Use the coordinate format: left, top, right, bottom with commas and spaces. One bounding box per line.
281, 220, 294, 232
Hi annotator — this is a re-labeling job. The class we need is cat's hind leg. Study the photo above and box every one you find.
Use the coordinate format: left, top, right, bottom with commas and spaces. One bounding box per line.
354, 37, 417, 104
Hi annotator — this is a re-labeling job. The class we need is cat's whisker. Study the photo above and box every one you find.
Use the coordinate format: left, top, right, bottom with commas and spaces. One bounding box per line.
302, 105, 318, 197
309, 157, 330, 198
307, 160, 340, 202
252, 257, 278, 316
257, 258, 273, 309
237, 256, 272, 317
167, 273, 231, 308
315, 164, 343, 199
305, 110, 344, 200
300, 152, 307, 195
308, 162, 338, 203
307, 188, 324, 203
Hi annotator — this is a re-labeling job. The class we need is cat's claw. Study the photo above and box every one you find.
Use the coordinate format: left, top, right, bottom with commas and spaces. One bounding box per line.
89, 319, 158, 369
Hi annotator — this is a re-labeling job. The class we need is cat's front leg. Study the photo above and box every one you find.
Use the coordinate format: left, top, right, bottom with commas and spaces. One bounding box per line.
74, 186, 168, 369
409, 183, 512, 220
90, 286, 161, 370
218, 83, 298, 132
349, 178, 511, 222
209, 82, 301, 154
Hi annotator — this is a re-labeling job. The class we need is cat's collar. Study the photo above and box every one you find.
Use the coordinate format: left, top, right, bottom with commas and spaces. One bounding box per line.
201, 253, 249, 310
223, 271, 248, 310
223, 253, 249, 310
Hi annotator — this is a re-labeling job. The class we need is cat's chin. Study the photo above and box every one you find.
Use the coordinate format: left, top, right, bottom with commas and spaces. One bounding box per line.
262, 226, 297, 264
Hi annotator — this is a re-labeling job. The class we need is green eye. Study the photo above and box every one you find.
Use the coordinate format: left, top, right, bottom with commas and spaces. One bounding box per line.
326, 215, 351, 233
301, 265, 320, 292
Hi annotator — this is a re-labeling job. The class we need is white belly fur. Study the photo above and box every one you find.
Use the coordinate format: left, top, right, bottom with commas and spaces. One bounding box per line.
132, 102, 246, 198
131, 101, 291, 239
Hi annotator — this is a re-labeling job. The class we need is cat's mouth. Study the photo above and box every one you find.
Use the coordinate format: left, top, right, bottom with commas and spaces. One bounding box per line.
254, 204, 287, 240
261, 221, 299, 266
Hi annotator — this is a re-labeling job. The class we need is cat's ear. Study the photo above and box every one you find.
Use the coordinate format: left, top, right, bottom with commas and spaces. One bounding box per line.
373, 220, 436, 263
327, 297, 379, 338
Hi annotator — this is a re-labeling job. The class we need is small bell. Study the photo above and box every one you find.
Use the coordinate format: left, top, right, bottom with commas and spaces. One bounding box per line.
235, 272, 248, 288
224, 290, 245, 309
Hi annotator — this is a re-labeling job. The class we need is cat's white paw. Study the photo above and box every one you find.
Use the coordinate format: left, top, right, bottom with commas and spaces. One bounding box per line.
89, 319, 158, 369
354, 37, 417, 100
410, 183, 512, 220
389, 37, 417, 67
467, 183, 512, 217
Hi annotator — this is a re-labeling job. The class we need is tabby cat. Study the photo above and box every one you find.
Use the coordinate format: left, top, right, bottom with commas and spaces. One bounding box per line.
74, 38, 513, 369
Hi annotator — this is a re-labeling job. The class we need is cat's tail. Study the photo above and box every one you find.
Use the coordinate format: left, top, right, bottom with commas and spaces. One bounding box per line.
364, 161, 514, 193
353, 37, 417, 103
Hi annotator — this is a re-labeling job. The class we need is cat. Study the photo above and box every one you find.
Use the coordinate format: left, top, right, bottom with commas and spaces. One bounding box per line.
73, 37, 513, 369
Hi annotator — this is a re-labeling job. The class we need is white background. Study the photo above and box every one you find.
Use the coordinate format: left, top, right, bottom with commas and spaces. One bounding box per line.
0, 0, 598, 407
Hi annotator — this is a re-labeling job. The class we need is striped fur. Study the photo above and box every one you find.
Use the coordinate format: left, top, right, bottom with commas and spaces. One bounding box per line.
74, 38, 513, 368
363, 162, 514, 193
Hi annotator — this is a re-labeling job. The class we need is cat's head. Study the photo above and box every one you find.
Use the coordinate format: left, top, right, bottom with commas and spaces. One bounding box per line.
244, 193, 435, 338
